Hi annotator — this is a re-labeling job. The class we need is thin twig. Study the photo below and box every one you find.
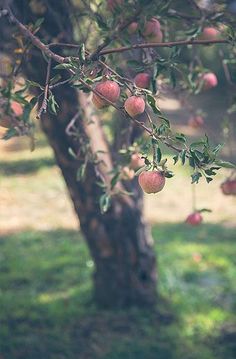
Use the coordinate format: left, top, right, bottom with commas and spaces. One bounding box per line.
37, 58, 51, 119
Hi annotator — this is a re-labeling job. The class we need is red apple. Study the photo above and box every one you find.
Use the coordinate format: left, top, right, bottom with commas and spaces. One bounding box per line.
92, 80, 120, 109
138, 170, 165, 194
201, 72, 218, 90
124, 96, 145, 117
11, 101, 23, 116
134, 73, 151, 89
143, 18, 163, 42
201, 27, 220, 40
221, 180, 236, 195
188, 115, 204, 128
128, 22, 138, 34
186, 212, 203, 226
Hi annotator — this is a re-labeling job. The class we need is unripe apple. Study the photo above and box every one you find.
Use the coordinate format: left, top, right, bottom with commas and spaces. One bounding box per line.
130, 153, 145, 170
201, 72, 218, 90
134, 73, 151, 89
221, 180, 236, 195
107, 0, 123, 12
188, 115, 204, 128
124, 96, 145, 117
143, 18, 163, 42
138, 170, 165, 194
201, 27, 220, 40
92, 80, 120, 109
128, 22, 138, 34
186, 212, 203, 226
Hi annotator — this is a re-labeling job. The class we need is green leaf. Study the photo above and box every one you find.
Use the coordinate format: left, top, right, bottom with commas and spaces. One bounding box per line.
146, 94, 161, 114
110, 172, 120, 189
198, 208, 212, 213
49, 74, 62, 85
33, 17, 44, 30
2, 127, 18, 140
189, 156, 195, 168
191, 172, 202, 184
26, 80, 44, 90
76, 163, 86, 181
164, 171, 174, 178
173, 155, 179, 165
54, 63, 76, 70
94, 14, 109, 31
170, 67, 176, 88
78, 43, 86, 63
48, 93, 59, 114
99, 193, 111, 214
22, 103, 33, 123
212, 143, 224, 155
156, 147, 162, 163
68, 147, 77, 159
175, 133, 186, 143
180, 149, 187, 165
214, 160, 235, 169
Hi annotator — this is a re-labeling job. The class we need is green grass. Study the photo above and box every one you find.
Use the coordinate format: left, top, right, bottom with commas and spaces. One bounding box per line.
0, 224, 235, 359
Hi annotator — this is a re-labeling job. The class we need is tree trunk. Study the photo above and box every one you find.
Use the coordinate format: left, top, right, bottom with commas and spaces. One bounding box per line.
40, 88, 157, 308
0, 0, 158, 308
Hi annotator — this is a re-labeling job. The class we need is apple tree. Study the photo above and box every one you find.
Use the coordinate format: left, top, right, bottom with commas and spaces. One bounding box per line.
0, 0, 235, 308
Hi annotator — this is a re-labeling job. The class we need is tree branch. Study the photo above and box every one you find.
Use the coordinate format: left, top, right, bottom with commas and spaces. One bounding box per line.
99, 38, 230, 56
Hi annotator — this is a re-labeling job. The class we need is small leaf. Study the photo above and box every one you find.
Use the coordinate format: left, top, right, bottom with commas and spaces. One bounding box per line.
2, 127, 18, 140
198, 208, 212, 213
156, 147, 162, 163
180, 149, 187, 165
77, 163, 86, 181
110, 172, 120, 189
48, 93, 59, 114
191, 172, 202, 184
99, 193, 111, 214
214, 160, 235, 169
146, 94, 161, 114
78, 43, 86, 63
68, 147, 77, 158
173, 155, 179, 165
175, 133, 186, 143
164, 171, 174, 178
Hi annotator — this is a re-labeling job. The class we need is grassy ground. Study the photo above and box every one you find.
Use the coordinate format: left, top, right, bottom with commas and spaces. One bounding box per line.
0, 226, 235, 359
0, 134, 236, 359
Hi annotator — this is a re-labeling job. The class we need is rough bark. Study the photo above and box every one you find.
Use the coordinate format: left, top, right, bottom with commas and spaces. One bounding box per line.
0, 0, 157, 308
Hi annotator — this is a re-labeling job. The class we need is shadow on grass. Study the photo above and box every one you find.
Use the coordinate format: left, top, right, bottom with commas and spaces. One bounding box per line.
0, 156, 55, 175
0, 224, 235, 359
